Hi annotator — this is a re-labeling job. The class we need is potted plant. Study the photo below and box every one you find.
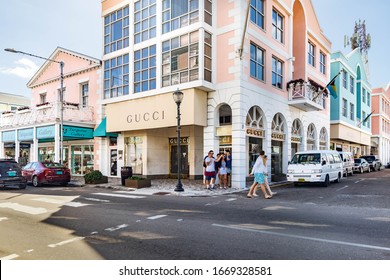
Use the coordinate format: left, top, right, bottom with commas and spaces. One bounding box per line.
125, 176, 151, 188
84, 170, 108, 184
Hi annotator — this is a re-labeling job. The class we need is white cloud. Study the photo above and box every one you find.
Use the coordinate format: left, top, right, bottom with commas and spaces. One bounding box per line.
0, 58, 39, 79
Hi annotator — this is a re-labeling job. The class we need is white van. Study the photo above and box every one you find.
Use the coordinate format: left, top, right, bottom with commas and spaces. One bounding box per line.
287, 150, 343, 187
338, 151, 354, 176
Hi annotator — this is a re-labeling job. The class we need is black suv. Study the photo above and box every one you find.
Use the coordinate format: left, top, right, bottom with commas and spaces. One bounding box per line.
0, 159, 27, 189
359, 155, 382, 172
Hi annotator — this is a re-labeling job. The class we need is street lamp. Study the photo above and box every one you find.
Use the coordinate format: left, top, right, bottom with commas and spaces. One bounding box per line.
173, 89, 184, 192
5, 48, 65, 165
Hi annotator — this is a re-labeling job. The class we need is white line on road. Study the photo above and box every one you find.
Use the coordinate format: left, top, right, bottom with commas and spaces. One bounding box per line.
355, 179, 365, 184
32, 198, 90, 208
83, 197, 110, 203
366, 217, 390, 222
263, 205, 295, 211
0, 202, 47, 215
93, 193, 146, 199
147, 215, 167, 220
226, 198, 237, 201
213, 223, 390, 252
0, 217, 9, 222
0, 254, 19, 260
105, 224, 129, 232
337, 185, 350, 191
48, 237, 85, 248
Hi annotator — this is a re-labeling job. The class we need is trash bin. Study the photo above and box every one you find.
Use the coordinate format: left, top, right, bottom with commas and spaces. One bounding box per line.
121, 166, 133, 186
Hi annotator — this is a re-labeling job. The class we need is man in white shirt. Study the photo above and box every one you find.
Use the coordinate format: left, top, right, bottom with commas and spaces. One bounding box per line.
204, 150, 223, 190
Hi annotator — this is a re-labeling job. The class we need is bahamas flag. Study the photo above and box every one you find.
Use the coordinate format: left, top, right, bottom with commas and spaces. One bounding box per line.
326, 71, 342, 98
327, 79, 338, 98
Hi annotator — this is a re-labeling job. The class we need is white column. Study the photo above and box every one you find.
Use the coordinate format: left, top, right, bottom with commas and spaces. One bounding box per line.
15, 139, 20, 163
0, 141, 4, 158
54, 123, 60, 162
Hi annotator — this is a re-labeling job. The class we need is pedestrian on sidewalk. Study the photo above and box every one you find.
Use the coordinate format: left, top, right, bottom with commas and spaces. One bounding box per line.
225, 150, 232, 188
247, 151, 271, 199
204, 150, 223, 190
218, 154, 228, 189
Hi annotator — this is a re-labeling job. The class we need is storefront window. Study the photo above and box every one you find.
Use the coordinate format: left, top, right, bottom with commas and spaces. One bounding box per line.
38, 147, 55, 162
70, 145, 94, 175
125, 137, 143, 175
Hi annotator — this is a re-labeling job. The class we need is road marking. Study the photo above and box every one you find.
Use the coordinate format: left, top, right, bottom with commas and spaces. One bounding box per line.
263, 205, 295, 211
226, 198, 237, 201
48, 237, 85, 248
270, 221, 329, 227
0, 202, 47, 215
83, 197, 110, 203
0, 217, 9, 222
337, 185, 350, 191
366, 217, 390, 222
32, 197, 90, 208
213, 223, 390, 252
355, 179, 365, 184
0, 254, 19, 260
147, 215, 167, 220
105, 224, 129, 232
93, 193, 146, 199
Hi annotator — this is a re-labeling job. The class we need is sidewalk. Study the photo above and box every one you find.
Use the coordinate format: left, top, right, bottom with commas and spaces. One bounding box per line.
69, 177, 291, 197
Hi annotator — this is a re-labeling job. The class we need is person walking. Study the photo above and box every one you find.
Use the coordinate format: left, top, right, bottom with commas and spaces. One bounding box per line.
218, 154, 228, 189
247, 151, 271, 199
255, 154, 276, 197
225, 150, 232, 188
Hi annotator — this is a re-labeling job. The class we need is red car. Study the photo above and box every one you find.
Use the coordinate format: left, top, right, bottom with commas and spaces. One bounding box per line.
22, 162, 70, 187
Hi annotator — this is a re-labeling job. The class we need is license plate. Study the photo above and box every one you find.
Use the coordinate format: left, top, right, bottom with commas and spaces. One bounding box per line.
298, 178, 305, 182
7, 171, 17, 177
56, 171, 63, 175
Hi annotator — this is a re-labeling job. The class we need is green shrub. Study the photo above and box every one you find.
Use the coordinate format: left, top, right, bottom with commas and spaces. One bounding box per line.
128, 176, 145, 180
84, 170, 104, 183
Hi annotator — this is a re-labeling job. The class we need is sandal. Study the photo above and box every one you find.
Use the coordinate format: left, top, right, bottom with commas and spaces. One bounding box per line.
264, 195, 272, 199
247, 195, 253, 198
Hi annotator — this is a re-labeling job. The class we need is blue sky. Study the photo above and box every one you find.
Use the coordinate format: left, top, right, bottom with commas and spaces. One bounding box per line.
0, 0, 389, 97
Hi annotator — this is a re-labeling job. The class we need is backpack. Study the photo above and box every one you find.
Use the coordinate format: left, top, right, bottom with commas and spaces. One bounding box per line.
203, 156, 208, 168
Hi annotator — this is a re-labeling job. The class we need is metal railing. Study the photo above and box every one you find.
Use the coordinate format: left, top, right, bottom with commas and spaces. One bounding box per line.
0, 102, 94, 128
288, 81, 325, 108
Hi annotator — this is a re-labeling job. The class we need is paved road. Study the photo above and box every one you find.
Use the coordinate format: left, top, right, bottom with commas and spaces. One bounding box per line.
1, 169, 389, 260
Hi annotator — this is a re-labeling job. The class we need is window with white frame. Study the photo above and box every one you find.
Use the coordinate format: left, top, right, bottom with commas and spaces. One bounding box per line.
104, 6, 130, 54
204, 31, 212, 82
350, 76, 354, 94
81, 83, 89, 107
350, 102, 354, 120
342, 70, 347, 88
308, 41, 315, 67
367, 92, 371, 106
134, 0, 157, 44
250, 0, 264, 29
362, 111, 366, 126
103, 54, 130, 99
320, 51, 326, 74
272, 9, 284, 43
362, 88, 366, 103
204, 0, 212, 25
162, 0, 200, 34
162, 31, 200, 87
342, 98, 348, 117
40, 93, 47, 104
272, 56, 283, 89
250, 42, 264, 81
134, 45, 157, 93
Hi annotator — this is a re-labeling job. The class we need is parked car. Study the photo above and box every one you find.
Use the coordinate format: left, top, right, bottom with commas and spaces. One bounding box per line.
22, 162, 70, 187
287, 150, 343, 187
353, 158, 370, 174
0, 159, 27, 189
338, 152, 354, 176
386, 162, 390, 168
359, 155, 382, 172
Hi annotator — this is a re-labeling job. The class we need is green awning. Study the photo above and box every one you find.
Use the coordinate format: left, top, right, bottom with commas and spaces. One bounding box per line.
93, 117, 118, 137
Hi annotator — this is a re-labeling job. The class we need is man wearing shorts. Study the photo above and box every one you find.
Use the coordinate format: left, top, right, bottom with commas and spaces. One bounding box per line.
204, 150, 223, 190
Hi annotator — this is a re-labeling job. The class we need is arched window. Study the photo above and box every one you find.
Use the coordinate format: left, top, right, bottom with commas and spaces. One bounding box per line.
272, 113, 285, 134
246, 106, 264, 129
307, 123, 317, 150
319, 127, 328, 150
219, 104, 232, 126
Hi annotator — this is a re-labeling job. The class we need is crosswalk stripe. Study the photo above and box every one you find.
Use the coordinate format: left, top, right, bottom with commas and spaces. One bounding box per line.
93, 193, 146, 199
0, 202, 47, 215
32, 198, 90, 208
147, 215, 167, 220
0, 254, 19, 260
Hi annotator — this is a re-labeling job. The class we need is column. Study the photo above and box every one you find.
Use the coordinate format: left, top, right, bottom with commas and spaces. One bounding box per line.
54, 123, 60, 162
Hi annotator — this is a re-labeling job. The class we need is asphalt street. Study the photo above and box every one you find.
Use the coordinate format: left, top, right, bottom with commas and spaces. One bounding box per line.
1, 168, 389, 260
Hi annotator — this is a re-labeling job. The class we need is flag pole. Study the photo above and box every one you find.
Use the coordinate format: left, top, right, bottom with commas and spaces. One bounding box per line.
313, 70, 343, 100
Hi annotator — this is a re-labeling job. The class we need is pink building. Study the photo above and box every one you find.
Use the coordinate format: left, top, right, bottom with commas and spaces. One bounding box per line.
371, 84, 390, 164
0, 47, 102, 176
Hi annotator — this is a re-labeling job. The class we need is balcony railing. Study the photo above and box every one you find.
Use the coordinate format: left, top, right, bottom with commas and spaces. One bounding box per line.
0, 102, 94, 128
287, 80, 325, 111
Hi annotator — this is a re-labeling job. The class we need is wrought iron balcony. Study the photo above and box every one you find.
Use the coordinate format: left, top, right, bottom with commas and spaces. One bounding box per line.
287, 79, 326, 111
0, 101, 94, 128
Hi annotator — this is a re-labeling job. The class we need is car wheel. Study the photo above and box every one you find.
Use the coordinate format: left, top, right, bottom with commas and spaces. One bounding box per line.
360, 167, 364, 174
323, 175, 330, 187
32, 176, 41, 187
335, 173, 341, 183
368, 167, 371, 173
293, 182, 300, 187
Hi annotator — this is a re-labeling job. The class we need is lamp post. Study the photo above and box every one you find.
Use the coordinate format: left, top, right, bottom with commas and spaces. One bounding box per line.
173, 89, 184, 192
5, 48, 65, 165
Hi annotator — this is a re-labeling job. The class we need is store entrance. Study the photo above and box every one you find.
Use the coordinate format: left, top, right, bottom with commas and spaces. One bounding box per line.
170, 145, 189, 178
271, 140, 284, 181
